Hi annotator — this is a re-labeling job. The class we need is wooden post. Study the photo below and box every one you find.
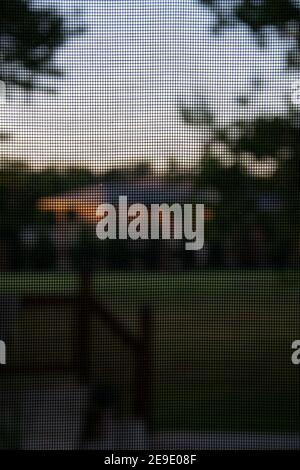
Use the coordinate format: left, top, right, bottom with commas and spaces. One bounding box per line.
135, 305, 151, 426
77, 270, 92, 382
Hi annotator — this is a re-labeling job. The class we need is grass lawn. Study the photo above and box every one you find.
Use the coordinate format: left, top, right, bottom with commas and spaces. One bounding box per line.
1, 270, 300, 432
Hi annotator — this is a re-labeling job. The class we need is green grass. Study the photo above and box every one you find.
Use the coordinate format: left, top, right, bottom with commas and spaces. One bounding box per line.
1, 270, 300, 432
0, 269, 299, 295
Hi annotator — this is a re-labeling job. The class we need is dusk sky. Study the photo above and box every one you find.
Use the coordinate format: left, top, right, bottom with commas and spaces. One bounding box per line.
1, 0, 298, 171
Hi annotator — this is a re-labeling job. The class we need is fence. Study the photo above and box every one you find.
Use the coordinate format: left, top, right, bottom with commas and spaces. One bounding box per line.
0, 271, 152, 425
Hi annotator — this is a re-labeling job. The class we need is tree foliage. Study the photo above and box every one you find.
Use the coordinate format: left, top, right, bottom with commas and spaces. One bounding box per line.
0, 0, 81, 91
201, 1, 300, 32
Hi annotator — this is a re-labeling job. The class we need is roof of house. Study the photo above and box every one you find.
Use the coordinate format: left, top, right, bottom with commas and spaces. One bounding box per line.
40, 179, 195, 207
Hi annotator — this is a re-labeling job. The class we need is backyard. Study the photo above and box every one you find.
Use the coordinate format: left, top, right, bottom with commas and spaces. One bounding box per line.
1, 270, 299, 434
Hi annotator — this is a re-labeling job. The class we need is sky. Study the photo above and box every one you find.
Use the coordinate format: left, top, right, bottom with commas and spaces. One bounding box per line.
0, 0, 299, 171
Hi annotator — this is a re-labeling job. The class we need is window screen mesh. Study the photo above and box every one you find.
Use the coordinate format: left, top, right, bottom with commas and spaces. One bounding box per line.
0, 0, 299, 451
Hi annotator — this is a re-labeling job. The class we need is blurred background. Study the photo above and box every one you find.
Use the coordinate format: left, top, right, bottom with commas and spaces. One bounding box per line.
0, 0, 299, 449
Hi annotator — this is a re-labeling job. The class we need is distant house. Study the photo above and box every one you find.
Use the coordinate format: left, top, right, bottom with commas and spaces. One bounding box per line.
38, 184, 107, 223
37, 179, 215, 270
257, 192, 282, 213
37, 178, 203, 224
